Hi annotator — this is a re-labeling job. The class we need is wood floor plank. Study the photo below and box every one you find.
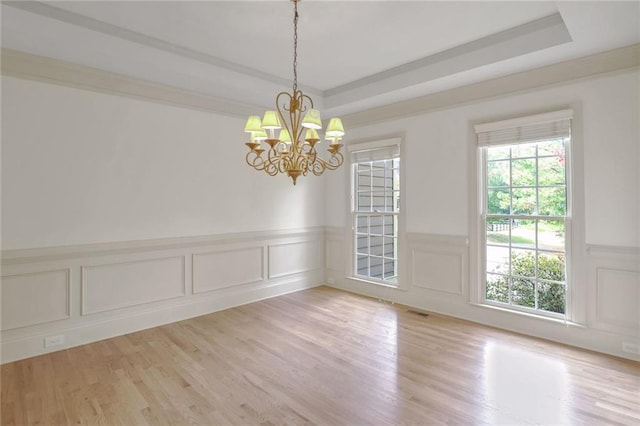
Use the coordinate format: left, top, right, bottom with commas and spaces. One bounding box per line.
2, 286, 638, 425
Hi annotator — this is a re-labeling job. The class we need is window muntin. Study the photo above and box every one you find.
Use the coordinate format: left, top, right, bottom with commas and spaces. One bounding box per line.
353, 157, 399, 284
483, 138, 569, 315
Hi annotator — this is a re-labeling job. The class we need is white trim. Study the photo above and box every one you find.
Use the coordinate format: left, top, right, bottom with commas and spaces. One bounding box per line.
0, 268, 72, 331
1, 48, 258, 118
406, 233, 469, 247
80, 256, 186, 316
3, 1, 316, 95
3, 44, 638, 123
341, 44, 639, 128
1, 227, 324, 264
586, 245, 640, 258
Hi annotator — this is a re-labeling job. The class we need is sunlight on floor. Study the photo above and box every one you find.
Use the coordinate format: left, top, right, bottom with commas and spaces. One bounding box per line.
483, 341, 571, 424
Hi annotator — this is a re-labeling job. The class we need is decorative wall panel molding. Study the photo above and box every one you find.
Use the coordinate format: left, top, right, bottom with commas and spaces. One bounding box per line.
81, 256, 186, 315
586, 244, 640, 337
407, 233, 469, 297
0, 228, 324, 363
268, 240, 322, 279
326, 238, 345, 273
595, 268, 640, 330
193, 247, 264, 294
1, 269, 70, 331
411, 250, 464, 295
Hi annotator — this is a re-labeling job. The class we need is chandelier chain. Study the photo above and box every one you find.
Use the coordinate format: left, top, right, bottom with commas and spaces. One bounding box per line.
293, 0, 298, 93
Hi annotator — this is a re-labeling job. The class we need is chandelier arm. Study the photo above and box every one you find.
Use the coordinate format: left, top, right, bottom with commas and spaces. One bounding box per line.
310, 160, 326, 176
266, 146, 286, 174
246, 150, 267, 171
314, 151, 344, 173
263, 155, 280, 176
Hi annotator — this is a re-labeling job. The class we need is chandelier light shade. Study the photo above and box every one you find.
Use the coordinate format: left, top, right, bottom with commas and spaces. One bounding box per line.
244, 0, 345, 185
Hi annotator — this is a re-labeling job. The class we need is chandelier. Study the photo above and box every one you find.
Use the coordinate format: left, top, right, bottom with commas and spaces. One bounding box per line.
243, 0, 345, 185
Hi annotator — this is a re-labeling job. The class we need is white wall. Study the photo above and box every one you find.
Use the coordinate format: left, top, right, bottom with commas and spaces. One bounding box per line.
2, 68, 638, 363
1, 76, 325, 250
1, 76, 327, 362
325, 69, 640, 360
326, 70, 639, 246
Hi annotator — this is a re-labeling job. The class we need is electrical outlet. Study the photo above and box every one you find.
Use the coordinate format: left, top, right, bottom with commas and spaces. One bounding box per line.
622, 342, 640, 355
327, 277, 335, 284
44, 335, 64, 348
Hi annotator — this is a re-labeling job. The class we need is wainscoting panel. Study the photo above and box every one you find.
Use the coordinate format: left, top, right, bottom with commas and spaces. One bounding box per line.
596, 268, 640, 330
326, 238, 345, 272
193, 247, 264, 294
82, 256, 186, 315
408, 233, 469, 298
1, 269, 70, 331
586, 246, 640, 338
1, 228, 324, 363
268, 240, 322, 279
411, 250, 463, 295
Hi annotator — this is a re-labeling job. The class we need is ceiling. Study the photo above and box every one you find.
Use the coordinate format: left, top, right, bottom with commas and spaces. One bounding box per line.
2, 1, 639, 117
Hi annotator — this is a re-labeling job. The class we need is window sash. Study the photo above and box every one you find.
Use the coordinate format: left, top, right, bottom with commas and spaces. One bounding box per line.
351, 145, 400, 285
479, 125, 571, 317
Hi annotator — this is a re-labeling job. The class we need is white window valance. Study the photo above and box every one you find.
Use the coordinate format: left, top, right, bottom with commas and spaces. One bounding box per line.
349, 138, 401, 163
475, 109, 573, 146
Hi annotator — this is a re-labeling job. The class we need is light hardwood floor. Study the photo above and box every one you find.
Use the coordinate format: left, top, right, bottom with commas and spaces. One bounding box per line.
2, 286, 639, 425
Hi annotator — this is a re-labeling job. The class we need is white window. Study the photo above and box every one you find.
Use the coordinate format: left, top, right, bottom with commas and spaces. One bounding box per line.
475, 110, 572, 317
350, 141, 400, 285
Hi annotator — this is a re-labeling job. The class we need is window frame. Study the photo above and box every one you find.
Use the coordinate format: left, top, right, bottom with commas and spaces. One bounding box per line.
473, 109, 577, 321
347, 137, 405, 289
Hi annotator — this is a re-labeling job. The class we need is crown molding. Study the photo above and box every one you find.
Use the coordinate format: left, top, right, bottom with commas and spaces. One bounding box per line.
3, 0, 323, 97
324, 13, 571, 108
341, 43, 640, 128
3, 44, 639, 124
1, 48, 258, 117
